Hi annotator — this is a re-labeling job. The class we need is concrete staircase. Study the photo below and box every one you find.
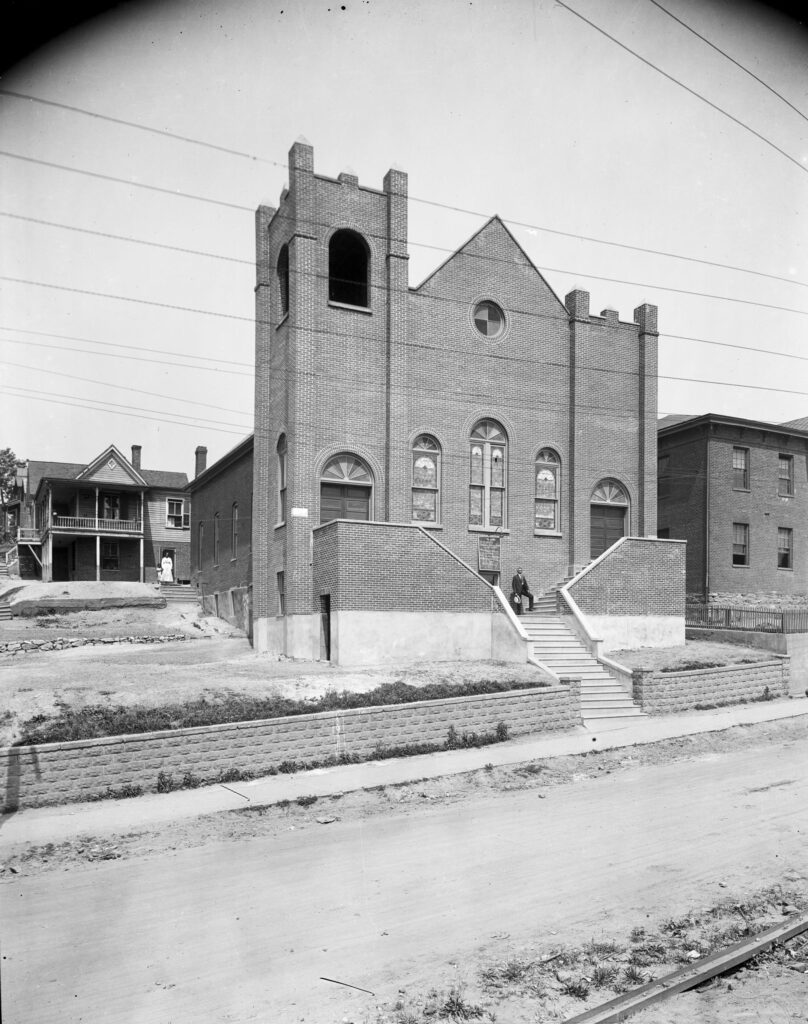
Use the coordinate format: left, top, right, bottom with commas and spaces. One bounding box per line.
0, 600, 12, 621
160, 583, 198, 604
518, 609, 645, 722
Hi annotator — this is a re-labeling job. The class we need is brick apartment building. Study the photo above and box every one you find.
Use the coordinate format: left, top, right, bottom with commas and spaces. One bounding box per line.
9, 445, 190, 583
657, 414, 808, 603
191, 139, 683, 664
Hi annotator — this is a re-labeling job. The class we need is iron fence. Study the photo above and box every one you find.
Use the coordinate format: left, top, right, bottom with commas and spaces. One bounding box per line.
686, 604, 808, 634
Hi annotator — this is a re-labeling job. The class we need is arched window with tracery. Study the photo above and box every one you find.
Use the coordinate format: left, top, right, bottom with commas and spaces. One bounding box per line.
328, 229, 369, 307
534, 449, 560, 533
320, 454, 373, 523
469, 419, 507, 528
411, 435, 441, 523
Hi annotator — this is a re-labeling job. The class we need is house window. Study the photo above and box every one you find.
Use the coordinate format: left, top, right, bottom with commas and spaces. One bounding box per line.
328, 229, 369, 307
197, 522, 204, 568
102, 494, 120, 520
277, 434, 287, 523
320, 454, 372, 524
778, 528, 793, 569
732, 447, 749, 490
277, 571, 285, 615
473, 300, 505, 339
231, 502, 239, 558
469, 419, 507, 529
732, 522, 749, 566
534, 448, 560, 532
778, 454, 794, 496
101, 541, 119, 570
213, 513, 220, 565
412, 435, 440, 523
277, 243, 289, 317
166, 498, 184, 528
657, 454, 670, 501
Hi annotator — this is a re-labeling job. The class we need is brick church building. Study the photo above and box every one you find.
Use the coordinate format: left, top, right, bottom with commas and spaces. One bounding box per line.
193, 139, 683, 664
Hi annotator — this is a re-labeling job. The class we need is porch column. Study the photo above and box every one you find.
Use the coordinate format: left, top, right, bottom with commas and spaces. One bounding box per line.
96, 534, 100, 582
139, 537, 144, 583
95, 487, 99, 530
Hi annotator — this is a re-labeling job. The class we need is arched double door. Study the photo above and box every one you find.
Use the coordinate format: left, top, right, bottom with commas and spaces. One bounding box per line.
590, 479, 629, 558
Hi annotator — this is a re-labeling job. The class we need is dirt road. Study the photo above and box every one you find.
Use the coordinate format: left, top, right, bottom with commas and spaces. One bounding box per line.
2, 739, 806, 1024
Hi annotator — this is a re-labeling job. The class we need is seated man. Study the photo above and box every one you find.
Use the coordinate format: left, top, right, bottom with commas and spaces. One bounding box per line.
511, 567, 534, 614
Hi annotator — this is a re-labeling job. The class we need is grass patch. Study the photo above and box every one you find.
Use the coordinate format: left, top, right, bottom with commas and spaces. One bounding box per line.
14, 678, 543, 744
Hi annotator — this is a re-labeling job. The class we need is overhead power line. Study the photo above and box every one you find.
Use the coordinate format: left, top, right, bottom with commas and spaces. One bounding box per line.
3, 144, 806, 291
554, 0, 808, 175
646, 0, 808, 126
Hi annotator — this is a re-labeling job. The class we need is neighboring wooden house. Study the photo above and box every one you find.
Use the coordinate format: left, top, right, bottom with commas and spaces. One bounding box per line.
12, 445, 190, 583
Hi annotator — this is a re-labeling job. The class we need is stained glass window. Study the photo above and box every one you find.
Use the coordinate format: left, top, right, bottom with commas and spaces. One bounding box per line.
412, 436, 440, 522
534, 449, 560, 532
468, 420, 507, 529
473, 301, 505, 338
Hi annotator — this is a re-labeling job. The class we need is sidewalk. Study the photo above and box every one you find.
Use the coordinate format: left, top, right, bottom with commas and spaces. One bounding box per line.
2, 697, 807, 850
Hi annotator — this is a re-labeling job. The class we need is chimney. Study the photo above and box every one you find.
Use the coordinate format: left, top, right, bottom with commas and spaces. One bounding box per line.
195, 445, 208, 478
131, 445, 142, 470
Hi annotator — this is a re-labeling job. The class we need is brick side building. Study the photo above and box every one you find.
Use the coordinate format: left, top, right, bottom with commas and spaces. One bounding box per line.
657, 414, 808, 603
239, 139, 664, 661
188, 437, 253, 633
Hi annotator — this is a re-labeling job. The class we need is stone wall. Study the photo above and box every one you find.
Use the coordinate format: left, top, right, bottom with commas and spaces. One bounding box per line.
632, 659, 789, 714
0, 634, 190, 656
1, 682, 580, 810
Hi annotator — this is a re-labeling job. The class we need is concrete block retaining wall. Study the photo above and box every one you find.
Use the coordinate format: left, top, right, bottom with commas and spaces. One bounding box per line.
632, 659, 789, 715
0, 682, 581, 810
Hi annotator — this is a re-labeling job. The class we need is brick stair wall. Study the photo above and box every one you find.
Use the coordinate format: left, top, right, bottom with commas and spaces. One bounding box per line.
1, 682, 581, 810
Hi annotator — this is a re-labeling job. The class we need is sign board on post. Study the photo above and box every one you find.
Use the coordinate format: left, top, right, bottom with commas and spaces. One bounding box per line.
477, 535, 501, 574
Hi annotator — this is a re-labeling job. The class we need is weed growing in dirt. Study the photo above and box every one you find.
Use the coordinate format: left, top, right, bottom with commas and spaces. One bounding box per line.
295, 794, 317, 807
560, 976, 590, 999
85, 783, 142, 802
590, 964, 618, 988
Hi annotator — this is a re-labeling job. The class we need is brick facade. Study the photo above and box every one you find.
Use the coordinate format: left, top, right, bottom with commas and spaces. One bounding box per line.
1, 683, 580, 809
189, 436, 253, 632
567, 538, 685, 617
632, 659, 789, 714
240, 141, 662, 659
658, 415, 808, 603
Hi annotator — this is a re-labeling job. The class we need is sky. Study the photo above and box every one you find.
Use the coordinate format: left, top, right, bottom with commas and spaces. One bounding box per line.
1, 0, 807, 478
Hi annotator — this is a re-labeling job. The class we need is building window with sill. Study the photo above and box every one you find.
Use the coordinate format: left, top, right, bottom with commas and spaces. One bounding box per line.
328, 229, 369, 308
412, 435, 440, 523
469, 419, 507, 529
534, 448, 560, 532
732, 447, 749, 489
102, 541, 119, 571
166, 498, 185, 528
778, 454, 794, 496
277, 571, 285, 615
657, 454, 670, 501
213, 512, 220, 565
732, 522, 749, 566
778, 528, 793, 569
197, 522, 204, 568
231, 502, 239, 558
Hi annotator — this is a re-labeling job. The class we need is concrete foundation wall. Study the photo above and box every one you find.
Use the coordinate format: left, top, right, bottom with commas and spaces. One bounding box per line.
1, 682, 580, 809
253, 613, 319, 659
632, 659, 789, 714
590, 615, 685, 652
331, 610, 526, 666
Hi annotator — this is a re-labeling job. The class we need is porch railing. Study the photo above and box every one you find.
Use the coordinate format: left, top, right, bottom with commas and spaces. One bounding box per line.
16, 528, 40, 543
686, 603, 808, 634
50, 516, 143, 533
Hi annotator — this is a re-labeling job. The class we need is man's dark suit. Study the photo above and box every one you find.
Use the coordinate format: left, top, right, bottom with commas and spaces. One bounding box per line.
511, 571, 534, 613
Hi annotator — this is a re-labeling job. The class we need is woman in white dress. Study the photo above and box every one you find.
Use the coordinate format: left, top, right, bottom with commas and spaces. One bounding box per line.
160, 554, 174, 584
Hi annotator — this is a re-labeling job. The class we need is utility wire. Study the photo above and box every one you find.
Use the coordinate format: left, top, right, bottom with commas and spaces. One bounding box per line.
0, 89, 285, 166
0, 151, 254, 212
3, 146, 806, 291
0, 212, 253, 266
554, 0, 808, 175
645, 0, 808, 126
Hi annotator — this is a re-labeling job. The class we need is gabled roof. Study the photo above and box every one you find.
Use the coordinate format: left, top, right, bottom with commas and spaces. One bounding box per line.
142, 469, 190, 490
76, 444, 148, 486
411, 215, 568, 313
25, 461, 87, 497
781, 415, 808, 432
189, 434, 254, 492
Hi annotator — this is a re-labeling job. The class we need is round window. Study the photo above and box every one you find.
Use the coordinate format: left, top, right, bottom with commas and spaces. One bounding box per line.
473, 300, 505, 338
